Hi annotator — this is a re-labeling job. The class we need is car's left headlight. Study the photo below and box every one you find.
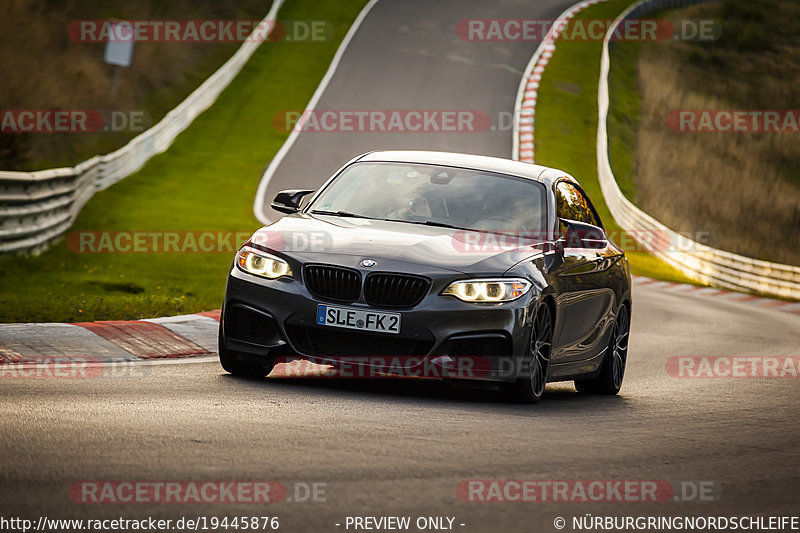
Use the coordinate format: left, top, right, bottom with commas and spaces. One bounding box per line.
441, 278, 531, 302
236, 246, 293, 279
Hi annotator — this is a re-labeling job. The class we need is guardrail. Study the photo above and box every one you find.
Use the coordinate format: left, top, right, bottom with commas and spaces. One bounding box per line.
513, 0, 800, 300
0, 0, 284, 256
597, 0, 800, 300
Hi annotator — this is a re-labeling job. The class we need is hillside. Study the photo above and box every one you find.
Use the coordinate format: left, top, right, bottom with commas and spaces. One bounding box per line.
0, 0, 266, 170
608, 0, 800, 265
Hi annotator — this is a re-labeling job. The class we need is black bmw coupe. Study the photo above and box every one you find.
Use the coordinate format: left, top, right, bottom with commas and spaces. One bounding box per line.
219, 150, 631, 403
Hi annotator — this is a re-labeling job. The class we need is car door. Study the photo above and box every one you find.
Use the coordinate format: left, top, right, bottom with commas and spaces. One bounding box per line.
549, 179, 619, 366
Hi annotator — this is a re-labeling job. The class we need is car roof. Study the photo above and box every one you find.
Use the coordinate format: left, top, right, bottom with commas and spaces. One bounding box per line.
356, 150, 574, 188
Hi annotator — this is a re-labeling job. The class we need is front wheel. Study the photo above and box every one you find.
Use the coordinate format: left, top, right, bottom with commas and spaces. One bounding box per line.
575, 303, 630, 395
504, 302, 553, 403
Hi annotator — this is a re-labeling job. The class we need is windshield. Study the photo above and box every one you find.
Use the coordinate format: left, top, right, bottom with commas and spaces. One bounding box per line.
307, 162, 547, 233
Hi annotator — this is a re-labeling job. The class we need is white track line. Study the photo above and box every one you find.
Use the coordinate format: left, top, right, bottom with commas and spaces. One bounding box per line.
253, 0, 381, 224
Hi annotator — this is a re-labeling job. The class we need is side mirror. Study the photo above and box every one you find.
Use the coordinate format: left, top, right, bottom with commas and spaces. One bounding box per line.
271, 189, 315, 214
559, 218, 607, 250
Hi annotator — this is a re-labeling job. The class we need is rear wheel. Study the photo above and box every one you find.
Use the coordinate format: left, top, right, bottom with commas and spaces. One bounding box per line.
575, 303, 629, 395
505, 302, 553, 403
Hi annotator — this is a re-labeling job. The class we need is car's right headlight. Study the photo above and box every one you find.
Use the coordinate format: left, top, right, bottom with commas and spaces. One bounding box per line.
236, 246, 293, 280
441, 278, 531, 303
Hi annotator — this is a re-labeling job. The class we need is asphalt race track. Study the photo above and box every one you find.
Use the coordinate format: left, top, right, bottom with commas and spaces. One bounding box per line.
261, 0, 578, 214
3, 0, 800, 530
3, 286, 800, 529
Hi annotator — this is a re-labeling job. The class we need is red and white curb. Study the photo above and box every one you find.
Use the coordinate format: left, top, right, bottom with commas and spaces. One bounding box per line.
515, 0, 606, 162
632, 275, 800, 315
0, 310, 220, 364
2, 276, 798, 367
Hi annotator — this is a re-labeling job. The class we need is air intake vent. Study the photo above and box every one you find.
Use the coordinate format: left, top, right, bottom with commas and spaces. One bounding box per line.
304, 264, 361, 303
286, 325, 433, 358
225, 305, 280, 347
364, 273, 430, 308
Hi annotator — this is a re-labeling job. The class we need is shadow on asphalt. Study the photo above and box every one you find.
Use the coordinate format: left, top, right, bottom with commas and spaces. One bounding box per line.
218, 372, 630, 412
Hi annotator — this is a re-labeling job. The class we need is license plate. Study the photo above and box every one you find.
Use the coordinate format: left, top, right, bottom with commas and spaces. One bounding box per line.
316, 304, 400, 334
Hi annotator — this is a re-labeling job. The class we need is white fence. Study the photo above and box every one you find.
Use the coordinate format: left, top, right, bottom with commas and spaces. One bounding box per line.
513, 0, 800, 300
596, 0, 800, 300
0, 0, 284, 256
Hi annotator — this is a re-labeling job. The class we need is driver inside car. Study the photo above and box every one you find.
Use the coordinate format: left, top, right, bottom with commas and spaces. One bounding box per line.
387, 191, 432, 221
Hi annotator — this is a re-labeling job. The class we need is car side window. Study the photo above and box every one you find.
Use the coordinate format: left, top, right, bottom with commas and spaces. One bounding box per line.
555, 181, 601, 227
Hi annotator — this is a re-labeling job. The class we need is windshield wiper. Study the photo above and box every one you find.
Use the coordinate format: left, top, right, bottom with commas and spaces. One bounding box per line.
382, 218, 534, 239
417, 220, 461, 229
310, 210, 369, 219
382, 218, 465, 230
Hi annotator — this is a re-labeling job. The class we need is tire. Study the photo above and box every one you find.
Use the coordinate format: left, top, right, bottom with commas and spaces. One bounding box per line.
575, 303, 630, 395
218, 322, 274, 378
504, 302, 553, 403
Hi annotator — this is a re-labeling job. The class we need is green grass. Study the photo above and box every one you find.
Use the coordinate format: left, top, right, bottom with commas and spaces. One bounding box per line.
0, 0, 369, 323
607, 39, 643, 201
533, 0, 696, 285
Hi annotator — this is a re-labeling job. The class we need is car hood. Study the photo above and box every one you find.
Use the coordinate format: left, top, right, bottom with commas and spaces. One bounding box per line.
248, 214, 547, 275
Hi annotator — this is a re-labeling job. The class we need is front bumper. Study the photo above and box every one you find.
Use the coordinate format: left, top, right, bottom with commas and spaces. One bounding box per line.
221, 266, 537, 382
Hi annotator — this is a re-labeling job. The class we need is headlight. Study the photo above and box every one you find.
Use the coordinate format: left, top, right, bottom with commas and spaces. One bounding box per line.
236, 247, 292, 279
441, 278, 531, 302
